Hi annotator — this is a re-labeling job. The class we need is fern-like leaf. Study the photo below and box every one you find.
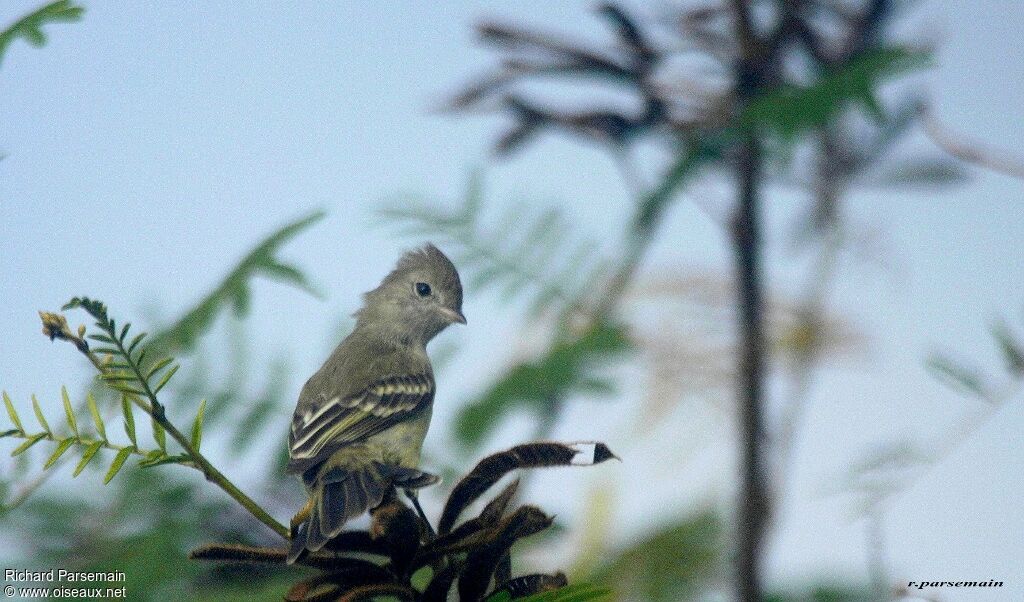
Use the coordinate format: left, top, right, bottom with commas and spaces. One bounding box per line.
104, 446, 134, 484
3, 391, 24, 434
191, 399, 207, 451
61, 386, 78, 437
31, 395, 51, 435
86, 393, 105, 441
151, 416, 166, 452
43, 438, 75, 469
121, 396, 136, 446
10, 433, 46, 457
151, 364, 179, 395
73, 441, 103, 477
380, 175, 608, 316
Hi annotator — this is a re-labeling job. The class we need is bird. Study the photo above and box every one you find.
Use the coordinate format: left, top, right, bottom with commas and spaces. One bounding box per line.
285, 243, 465, 564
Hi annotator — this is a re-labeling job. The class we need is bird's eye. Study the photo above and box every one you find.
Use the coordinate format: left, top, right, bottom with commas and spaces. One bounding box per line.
415, 282, 432, 297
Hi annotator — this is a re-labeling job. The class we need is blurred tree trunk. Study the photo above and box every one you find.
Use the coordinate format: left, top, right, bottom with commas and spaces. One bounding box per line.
731, 3, 769, 599
733, 137, 768, 602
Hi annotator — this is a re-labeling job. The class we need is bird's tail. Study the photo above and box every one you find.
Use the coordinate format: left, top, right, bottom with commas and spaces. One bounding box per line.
287, 462, 439, 564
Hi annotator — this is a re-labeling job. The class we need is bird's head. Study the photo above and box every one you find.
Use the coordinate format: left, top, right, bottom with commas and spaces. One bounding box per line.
358, 243, 466, 344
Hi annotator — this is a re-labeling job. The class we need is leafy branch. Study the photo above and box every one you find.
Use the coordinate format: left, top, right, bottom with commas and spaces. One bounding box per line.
2, 211, 324, 517
0, 1, 83, 66
39, 296, 290, 539
1, 389, 161, 482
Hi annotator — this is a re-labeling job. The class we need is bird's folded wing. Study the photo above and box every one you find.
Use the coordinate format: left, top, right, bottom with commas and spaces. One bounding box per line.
286, 373, 434, 473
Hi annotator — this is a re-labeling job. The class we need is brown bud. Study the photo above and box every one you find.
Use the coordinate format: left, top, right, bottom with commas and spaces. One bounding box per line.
39, 311, 72, 341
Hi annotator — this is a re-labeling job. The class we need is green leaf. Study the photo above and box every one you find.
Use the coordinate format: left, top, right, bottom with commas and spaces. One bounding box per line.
0, 1, 85, 66
31, 395, 51, 434
103, 446, 134, 484
43, 437, 75, 469
87, 392, 106, 440
151, 364, 179, 394
61, 386, 78, 437
151, 416, 166, 452
121, 395, 136, 446
145, 357, 174, 380
259, 261, 321, 298
3, 391, 24, 434
73, 441, 103, 477
119, 322, 131, 343
455, 321, 631, 449
127, 332, 147, 355
11, 433, 46, 457
191, 399, 206, 451
109, 384, 144, 396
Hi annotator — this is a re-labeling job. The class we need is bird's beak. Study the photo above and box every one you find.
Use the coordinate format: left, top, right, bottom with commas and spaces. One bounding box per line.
441, 307, 467, 325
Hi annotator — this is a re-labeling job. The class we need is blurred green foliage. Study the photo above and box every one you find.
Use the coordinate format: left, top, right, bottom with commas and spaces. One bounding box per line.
1, 212, 324, 599
0, 1, 82, 65
743, 47, 930, 141
765, 585, 874, 602
927, 309, 1024, 402
455, 321, 630, 450
589, 510, 721, 601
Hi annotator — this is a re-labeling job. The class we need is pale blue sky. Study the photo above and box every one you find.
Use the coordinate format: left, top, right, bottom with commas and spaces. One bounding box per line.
1, 1, 1023, 599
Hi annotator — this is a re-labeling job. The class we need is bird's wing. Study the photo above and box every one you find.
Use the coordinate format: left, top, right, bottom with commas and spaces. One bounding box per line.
286, 373, 434, 474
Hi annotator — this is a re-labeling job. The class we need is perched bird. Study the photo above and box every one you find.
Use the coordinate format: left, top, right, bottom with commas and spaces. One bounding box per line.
286, 244, 465, 563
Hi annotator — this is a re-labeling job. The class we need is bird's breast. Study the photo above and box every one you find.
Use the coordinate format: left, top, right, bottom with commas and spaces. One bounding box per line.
368, 404, 433, 468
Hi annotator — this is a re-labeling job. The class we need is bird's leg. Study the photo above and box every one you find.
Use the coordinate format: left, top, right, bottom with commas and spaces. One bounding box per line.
404, 489, 435, 538
290, 497, 313, 538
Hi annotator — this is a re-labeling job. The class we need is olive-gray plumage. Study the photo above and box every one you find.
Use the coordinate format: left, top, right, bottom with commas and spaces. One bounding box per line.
286, 244, 464, 563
